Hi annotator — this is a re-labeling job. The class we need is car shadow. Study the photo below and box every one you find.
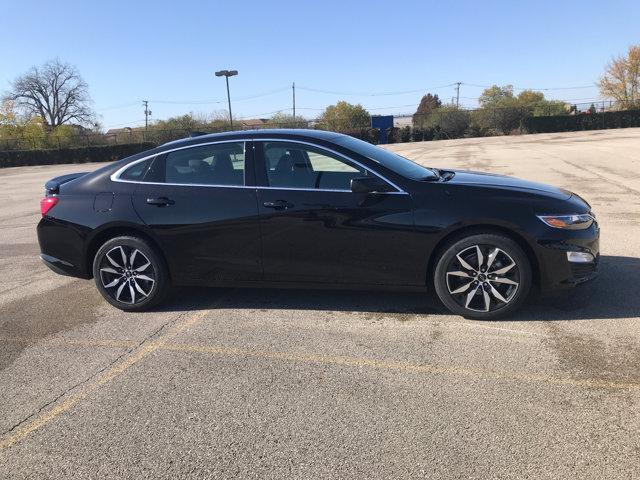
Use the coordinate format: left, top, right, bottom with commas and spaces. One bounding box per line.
158, 255, 639, 322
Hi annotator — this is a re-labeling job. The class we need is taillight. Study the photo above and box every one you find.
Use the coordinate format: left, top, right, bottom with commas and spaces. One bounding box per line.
40, 197, 58, 217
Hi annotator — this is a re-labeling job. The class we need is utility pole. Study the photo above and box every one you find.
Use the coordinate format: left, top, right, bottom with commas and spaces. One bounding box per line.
292, 82, 296, 121
142, 100, 151, 130
215, 70, 238, 128
454, 82, 462, 108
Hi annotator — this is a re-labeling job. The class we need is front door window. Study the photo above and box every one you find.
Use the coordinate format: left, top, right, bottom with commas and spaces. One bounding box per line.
263, 141, 366, 190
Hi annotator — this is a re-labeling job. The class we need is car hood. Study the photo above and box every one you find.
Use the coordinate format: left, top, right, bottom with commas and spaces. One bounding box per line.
445, 170, 572, 200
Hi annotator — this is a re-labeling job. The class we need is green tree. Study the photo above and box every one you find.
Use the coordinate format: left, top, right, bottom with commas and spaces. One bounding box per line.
267, 112, 308, 128
151, 113, 205, 132
472, 85, 567, 134
0, 100, 19, 141
413, 93, 442, 127
517, 90, 567, 117
422, 104, 470, 138
532, 100, 567, 117
317, 101, 370, 131
478, 85, 516, 107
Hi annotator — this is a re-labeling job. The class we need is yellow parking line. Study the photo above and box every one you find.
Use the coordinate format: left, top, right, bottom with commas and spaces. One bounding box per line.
0, 308, 214, 452
0, 336, 138, 349
159, 342, 640, 391
2, 308, 637, 451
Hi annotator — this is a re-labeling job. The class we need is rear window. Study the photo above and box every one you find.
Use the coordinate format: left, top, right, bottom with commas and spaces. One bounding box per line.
119, 158, 152, 181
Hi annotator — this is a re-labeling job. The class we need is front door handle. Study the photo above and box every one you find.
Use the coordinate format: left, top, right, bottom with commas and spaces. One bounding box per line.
146, 197, 175, 207
263, 200, 293, 210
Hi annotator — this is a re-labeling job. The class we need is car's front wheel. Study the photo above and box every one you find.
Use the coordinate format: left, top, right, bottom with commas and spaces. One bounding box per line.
92, 236, 169, 311
433, 233, 532, 320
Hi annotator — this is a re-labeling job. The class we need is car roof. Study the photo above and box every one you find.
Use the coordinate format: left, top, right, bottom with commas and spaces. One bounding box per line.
160, 129, 345, 148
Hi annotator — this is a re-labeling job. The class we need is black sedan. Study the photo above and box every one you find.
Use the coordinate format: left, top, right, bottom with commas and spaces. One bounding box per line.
37, 129, 599, 319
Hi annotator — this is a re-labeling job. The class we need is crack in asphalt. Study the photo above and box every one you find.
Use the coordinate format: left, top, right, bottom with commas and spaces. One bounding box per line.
561, 159, 640, 196
0, 309, 190, 439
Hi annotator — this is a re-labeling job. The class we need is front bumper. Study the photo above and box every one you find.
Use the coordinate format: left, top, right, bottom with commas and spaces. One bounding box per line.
535, 222, 600, 293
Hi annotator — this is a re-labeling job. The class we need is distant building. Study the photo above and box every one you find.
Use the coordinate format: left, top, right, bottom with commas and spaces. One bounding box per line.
104, 127, 146, 142
240, 118, 269, 128
67, 124, 93, 135
393, 115, 413, 128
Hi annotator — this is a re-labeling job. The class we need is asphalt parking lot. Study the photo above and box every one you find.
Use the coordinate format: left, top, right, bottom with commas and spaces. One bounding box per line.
1, 128, 639, 479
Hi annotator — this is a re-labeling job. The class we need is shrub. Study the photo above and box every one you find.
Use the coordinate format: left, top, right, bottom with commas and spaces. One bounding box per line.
410, 128, 423, 142
400, 126, 411, 143
426, 106, 470, 138
0, 142, 155, 168
386, 127, 399, 144
341, 127, 380, 145
522, 109, 640, 133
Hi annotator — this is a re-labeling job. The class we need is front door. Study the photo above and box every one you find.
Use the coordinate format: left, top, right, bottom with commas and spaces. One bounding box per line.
132, 140, 262, 285
255, 140, 416, 285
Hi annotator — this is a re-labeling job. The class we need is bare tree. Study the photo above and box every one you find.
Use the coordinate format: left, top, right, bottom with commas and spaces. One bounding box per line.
599, 45, 640, 110
4, 59, 95, 129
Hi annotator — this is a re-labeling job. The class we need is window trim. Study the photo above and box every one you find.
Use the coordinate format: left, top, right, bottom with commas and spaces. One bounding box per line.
110, 137, 408, 195
111, 139, 249, 188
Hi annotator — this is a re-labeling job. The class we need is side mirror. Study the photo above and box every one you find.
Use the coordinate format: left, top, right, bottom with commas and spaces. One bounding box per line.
350, 176, 393, 193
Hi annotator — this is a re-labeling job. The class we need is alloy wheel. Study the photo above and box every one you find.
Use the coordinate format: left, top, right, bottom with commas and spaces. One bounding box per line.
445, 244, 520, 313
98, 245, 156, 305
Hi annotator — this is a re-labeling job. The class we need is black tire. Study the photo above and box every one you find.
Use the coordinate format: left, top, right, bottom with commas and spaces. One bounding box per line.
433, 233, 532, 320
92, 236, 169, 311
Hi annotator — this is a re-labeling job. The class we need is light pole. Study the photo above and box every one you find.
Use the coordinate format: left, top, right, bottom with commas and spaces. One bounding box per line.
215, 69, 238, 128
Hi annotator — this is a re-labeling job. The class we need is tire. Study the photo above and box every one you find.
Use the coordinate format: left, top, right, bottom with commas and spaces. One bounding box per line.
92, 236, 169, 311
433, 233, 532, 320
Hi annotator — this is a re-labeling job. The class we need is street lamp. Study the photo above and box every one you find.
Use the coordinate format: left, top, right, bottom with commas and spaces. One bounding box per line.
215, 69, 238, 128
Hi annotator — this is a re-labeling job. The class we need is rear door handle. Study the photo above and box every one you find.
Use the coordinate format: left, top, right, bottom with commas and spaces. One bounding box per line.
263, 200, 293, 210
146, 197, 175, 207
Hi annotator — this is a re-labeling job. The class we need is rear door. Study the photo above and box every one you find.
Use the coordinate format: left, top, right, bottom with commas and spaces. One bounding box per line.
131, 140, 262, 285
255, 140, 416, 285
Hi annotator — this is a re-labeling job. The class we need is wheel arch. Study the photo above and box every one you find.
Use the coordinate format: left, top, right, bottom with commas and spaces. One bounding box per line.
426, 224, 541, 288
84, 224, 168, 280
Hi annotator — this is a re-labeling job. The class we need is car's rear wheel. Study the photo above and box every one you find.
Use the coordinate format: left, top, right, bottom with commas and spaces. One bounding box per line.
92, 236, 169, 311
433, 233, 532, 320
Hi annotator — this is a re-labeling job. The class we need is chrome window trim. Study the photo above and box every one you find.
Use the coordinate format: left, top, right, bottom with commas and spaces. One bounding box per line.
110, 139, 248, 185
110, 137, 409, 195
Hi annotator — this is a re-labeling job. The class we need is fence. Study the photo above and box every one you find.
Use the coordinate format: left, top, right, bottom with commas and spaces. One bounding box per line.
1, 101, 638, 152
0, 143, 155, 168
523, 108, 640, 133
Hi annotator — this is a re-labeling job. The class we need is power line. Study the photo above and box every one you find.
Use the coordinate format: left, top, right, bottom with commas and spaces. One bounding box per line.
296, 83, 456, 97
96, 102, 140, 112
461, 82, 596, 91
148, 86, 290, 105
103, 119, 147, 128
237, 109, 289, 119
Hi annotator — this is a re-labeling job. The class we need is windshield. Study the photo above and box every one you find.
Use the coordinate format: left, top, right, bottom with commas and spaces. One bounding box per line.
335, 136, 439, 180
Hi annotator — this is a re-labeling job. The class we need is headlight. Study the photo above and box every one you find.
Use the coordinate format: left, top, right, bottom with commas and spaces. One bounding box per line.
537, 213, 595, 230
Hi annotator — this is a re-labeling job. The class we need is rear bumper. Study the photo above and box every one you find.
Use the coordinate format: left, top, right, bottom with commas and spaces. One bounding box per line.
37, 217, 91, 279
40, 253, 82, 277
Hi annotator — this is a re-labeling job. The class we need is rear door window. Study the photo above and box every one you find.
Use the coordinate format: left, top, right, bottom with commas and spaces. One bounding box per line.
164, 142, 245, 186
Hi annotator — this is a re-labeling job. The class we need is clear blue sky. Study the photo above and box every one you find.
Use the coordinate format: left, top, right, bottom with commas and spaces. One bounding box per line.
1, 0, 638, 129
